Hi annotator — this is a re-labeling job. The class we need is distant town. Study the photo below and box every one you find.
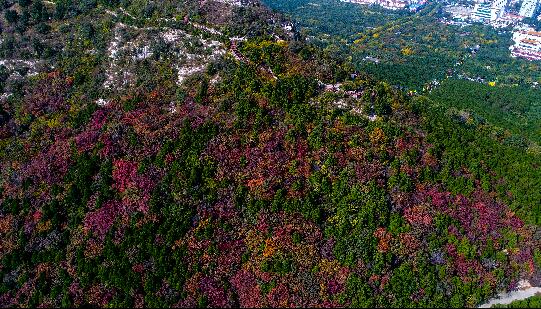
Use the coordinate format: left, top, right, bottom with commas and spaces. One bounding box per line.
442, 0, 541, 61
342, 0, 541, 61
341, 0, 428, 11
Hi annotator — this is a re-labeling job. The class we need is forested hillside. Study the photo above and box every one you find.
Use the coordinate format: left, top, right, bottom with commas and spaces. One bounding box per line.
264, 0, 541, 176
263, 0, 541, 88
428, 79, 541, 145
0, 0, 540, 308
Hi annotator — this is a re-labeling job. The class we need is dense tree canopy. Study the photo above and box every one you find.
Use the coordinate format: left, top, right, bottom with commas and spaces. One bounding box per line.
0, 0, 539, 308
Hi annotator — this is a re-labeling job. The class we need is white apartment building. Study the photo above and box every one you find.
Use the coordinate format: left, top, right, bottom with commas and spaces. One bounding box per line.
472, 2, 493, 21
510, 27, 541, 60
491, 0, 510, 20
519, 0, 540, 18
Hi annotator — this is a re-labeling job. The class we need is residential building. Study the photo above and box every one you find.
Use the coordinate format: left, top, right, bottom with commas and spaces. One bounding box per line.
340, 0, 423, 11
491, 12, 524, 27
491, 0, 510, 20
519, 0, 540, 18
380, 0, 409, 10
444, 5, 474, 22
510, 27, 541, 60
341, 0, 378, 4
472, 2, 493, 21
471, 0, 511, 21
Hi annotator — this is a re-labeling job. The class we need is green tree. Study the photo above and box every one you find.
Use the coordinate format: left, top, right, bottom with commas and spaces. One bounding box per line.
19, 0, 31, 7
30, 0, 46, 22
4, 10, 19, 24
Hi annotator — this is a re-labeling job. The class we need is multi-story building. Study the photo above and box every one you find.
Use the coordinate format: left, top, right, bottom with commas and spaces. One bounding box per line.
471, 0, 511, 21
341, 0, 378, 4
445, 5, 474, 21
519, 0, 540, 18
380, 0, 409, 10
510, 27, 541, 60
491, 0, 510, 20
472, 2, 493, 21
491, 12, 524, 27
340, 0, 423, 11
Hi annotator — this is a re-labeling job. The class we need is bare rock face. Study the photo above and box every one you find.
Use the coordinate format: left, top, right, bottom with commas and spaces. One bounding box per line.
201, 1, 236, 25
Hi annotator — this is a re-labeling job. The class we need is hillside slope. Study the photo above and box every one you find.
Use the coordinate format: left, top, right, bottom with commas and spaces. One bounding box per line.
0, 0, 540, 308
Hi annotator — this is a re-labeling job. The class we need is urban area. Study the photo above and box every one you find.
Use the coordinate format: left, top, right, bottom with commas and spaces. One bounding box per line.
344, 0, 541, 60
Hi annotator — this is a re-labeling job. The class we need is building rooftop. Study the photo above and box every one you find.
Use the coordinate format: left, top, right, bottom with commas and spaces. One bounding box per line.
521, 38, 540, 45
527, 31, 541, 37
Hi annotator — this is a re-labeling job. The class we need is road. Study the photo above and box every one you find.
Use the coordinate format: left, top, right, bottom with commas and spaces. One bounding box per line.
479, 280, 541, 308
